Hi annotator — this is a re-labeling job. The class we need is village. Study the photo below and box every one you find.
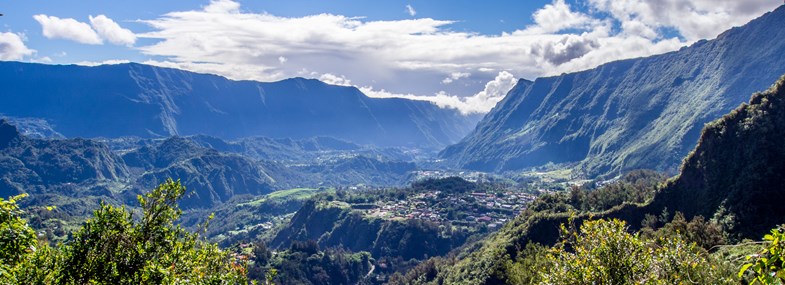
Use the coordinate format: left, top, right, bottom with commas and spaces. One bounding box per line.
361, 188, 538, 231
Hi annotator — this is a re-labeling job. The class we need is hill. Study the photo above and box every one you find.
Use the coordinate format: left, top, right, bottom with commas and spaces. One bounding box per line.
440, 5, 785, 177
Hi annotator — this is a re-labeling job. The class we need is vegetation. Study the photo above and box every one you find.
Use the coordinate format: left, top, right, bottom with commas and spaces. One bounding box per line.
247, 240, 373, 285
0, 179, 248, 284
541, 218, 733, 284
398, 74, 785, 285
739, 226, 785, 284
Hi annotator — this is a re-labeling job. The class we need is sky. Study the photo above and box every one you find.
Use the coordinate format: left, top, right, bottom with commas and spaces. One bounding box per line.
0, 0, 781, 114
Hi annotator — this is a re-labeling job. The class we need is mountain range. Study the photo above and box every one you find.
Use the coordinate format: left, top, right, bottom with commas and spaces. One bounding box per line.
0, 62, 479, 148
441, 5, 785, 177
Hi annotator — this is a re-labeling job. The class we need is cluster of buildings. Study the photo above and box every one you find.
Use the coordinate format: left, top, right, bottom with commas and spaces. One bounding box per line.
362, 189, 537, 230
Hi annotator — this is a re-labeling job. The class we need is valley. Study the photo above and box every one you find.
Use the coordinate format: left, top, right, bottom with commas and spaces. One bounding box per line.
3, 2, 785, 284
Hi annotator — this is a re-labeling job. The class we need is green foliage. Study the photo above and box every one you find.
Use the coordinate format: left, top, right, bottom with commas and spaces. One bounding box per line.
251, 243, 373, 285
740, 226, 785, 284
541, 218, 734, 285
641, 212, 728, 250
0, 194, 38, 281
0, 194, 36, 268
3, 179, 249, 284
504, 243, 548, 285
528, 170, 665, 214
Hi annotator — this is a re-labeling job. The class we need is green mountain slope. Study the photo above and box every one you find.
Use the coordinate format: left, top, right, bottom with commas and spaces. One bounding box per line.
437, 74, 785, 284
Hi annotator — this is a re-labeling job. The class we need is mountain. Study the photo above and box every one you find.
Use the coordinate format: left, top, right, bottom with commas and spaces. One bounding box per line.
121, 136, 278, 208
293, 155, 416, 186
441, 5, 785, 177
0, 119, 128, 198
437, 74, 785, 284
0, 61, 479, 148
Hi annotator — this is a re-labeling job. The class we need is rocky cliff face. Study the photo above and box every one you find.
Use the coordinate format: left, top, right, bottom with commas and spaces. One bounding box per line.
441, 5, 785, 177
0, 62, 479, 148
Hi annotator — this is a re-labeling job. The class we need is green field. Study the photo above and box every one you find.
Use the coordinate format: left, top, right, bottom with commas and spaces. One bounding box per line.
238, 187, 333, 207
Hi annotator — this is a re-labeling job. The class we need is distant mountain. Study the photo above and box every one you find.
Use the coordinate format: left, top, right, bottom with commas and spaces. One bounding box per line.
441, 5, 785, 177
0, 62, 479, 148
293, 155, 417, 186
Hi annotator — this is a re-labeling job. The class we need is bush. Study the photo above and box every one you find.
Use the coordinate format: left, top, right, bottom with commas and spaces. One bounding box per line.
541, 218, 734, 285
2, 179, 249, 285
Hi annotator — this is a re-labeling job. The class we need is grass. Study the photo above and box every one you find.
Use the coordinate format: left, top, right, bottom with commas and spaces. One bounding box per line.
237, 187, 334, 207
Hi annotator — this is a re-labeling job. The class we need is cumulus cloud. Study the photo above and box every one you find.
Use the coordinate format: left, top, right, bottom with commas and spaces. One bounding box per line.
406, 5, 417, 17
34, 14, 136, 46
0, 32, 36, 60
33, 14, 103, 44
362, 71, 518, 114
588, 0, 779, 41
528, 0, 597, 33
89, 15, 137, 46
131, 0, 780, 114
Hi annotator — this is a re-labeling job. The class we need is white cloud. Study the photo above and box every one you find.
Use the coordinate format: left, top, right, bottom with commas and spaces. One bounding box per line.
75, 59, 131, 66
33, 14, 103, 45
406, 5, 417, 17
0, 32, 36, 60
132, 0, 781, 115
442, 72, 470, 84
587, 0, 779, 41
319, 73, 352, 86
362, 71, 517, 114
89, 15, 137, 46
35, 56, 53, 63
528, 0, 597, 33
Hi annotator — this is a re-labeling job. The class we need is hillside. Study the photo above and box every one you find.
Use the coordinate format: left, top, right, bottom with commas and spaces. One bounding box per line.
441, 5, 785, 177
0, 62, 479, 148
122, 137, 278, 208
0, 119, 129, 198
434, 74, 785, 284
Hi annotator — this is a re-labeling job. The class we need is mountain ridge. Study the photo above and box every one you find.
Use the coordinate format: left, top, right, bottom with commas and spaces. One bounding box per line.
0, 61, 479, 148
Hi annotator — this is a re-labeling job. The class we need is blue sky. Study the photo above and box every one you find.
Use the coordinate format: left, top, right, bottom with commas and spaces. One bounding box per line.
3, 1, 555, 63
0, 0, 780, 114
